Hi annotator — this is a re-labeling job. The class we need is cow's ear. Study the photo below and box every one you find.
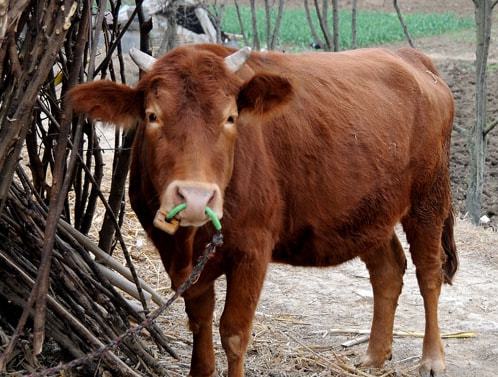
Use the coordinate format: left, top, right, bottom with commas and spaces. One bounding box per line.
237, 73, 292, 115
69, 80, 143, 128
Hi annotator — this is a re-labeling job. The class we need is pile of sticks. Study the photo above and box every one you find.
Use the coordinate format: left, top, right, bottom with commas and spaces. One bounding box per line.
0, 1, 181, 375
0, 168, 175, 376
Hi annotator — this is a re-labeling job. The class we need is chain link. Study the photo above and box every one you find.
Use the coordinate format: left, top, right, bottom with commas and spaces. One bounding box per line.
24, 231, 224, 377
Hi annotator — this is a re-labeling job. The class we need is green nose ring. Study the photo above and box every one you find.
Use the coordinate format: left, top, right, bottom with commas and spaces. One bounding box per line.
165, 203, 222, 231
166, 203, 187, 221
204, 207, 222, 231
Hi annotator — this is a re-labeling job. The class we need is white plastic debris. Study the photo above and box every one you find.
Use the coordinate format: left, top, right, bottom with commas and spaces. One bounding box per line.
479, 215, 491, 225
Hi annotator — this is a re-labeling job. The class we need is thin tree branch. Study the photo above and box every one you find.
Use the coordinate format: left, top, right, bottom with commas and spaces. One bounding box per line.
32, 0, 90, 354
94, 6, 139, 76
304, 0, 324, 48
331, 0, 339, 51
393, 0, 415, 48
270, 0, 285, 49
7, 33, 21, 78
234, 0, 248, 45
264, 0, 271, 48
36, 99, 150, 317
313, 0, 332, 50
250, 0, 260, 49
351, 0, 358, 49
484, 118, 498, 136
88, 0, 107, 80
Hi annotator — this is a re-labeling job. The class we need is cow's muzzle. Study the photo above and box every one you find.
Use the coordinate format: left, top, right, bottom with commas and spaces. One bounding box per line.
154, 180, 223, 234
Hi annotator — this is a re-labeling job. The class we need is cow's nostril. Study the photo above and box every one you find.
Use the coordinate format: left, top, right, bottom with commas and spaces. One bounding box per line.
207, 191, 216, 207
176, 187, 186, 201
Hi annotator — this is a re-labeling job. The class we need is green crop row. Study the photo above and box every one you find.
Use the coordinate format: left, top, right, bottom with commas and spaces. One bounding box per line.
221, 6, 473, 50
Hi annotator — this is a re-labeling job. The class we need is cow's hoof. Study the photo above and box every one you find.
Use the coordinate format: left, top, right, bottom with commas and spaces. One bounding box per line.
418, 357, 445, 377
187, 370, 216, 377
359, 352, 390, 368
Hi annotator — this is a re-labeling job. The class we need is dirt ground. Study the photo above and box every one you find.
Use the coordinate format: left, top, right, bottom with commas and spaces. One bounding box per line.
92, 1, 498, 376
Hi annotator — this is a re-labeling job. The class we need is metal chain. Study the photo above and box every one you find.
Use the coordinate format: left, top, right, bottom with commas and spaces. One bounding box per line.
24, 231, 224, 377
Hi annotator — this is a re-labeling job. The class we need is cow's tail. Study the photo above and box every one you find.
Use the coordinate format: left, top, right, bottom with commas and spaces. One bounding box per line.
442, 208, 458, 284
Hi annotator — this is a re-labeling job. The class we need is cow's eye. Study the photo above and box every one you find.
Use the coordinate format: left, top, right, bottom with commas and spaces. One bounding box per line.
227, 115, 236, 124
148, 113, 157, 123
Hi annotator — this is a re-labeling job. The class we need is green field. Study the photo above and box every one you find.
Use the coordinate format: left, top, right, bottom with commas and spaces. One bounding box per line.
221, 7, 473, 50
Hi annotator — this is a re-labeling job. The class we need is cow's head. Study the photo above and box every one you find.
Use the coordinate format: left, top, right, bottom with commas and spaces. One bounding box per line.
70, 46, 292, 233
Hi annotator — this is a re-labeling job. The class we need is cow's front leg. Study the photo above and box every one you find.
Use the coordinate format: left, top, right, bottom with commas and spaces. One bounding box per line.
220, 252, 269, 377
185, 285, 216, 377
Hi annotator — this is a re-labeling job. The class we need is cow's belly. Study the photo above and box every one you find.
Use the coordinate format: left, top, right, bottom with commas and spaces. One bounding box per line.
271, 220, 396, 267
272, 188, 409, 267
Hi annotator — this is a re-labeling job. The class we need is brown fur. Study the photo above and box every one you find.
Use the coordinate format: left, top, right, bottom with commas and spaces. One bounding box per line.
70, 44, 457, 377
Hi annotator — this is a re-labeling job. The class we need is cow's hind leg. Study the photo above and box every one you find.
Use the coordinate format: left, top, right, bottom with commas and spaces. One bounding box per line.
185, 285, 216, 377
360, 233, 406, 368
402, 217, 446, 377
220, 250, 269, 377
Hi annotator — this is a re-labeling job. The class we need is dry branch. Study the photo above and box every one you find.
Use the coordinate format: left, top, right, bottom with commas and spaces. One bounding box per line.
60, 220, 165, 306
97, 264, 153, 305
0, 1, 178, 374
393, 0, 414, 47
0, 169, 174, 375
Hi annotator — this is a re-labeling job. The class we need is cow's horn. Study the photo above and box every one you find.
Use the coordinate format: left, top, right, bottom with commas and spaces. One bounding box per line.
129, 48, 157, 71
224, 47, 252, 72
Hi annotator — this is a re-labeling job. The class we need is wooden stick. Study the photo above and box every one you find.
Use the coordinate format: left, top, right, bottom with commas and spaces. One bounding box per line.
327, 328, 476, 339
0, 253, 142, 377
59, 220, 165, 306
97, 264, 152, 304
341, 335, 370, 348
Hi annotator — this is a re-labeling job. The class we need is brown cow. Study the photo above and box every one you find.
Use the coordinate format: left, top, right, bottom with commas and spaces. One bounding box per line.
70, 44, 457, 377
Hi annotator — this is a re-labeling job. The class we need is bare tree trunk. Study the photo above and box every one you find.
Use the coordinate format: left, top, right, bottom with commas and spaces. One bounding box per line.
212, 0, 226, 43
332, 0, 339, 51
467, 0, 496, 224
98, 130, 135, 253
250, 0, 260, 49
234, 0, 249, 45
264, 0, 272, 48
262, 0, 285, 50
159, 0, 178, 54
393, 0, 414, 48
269, 0, 285, 49
351, 0, 358, 49
313, 0, 332, 50
304, 0, 324, 48
321, 0, 330, 47
136, 0, 152, 55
